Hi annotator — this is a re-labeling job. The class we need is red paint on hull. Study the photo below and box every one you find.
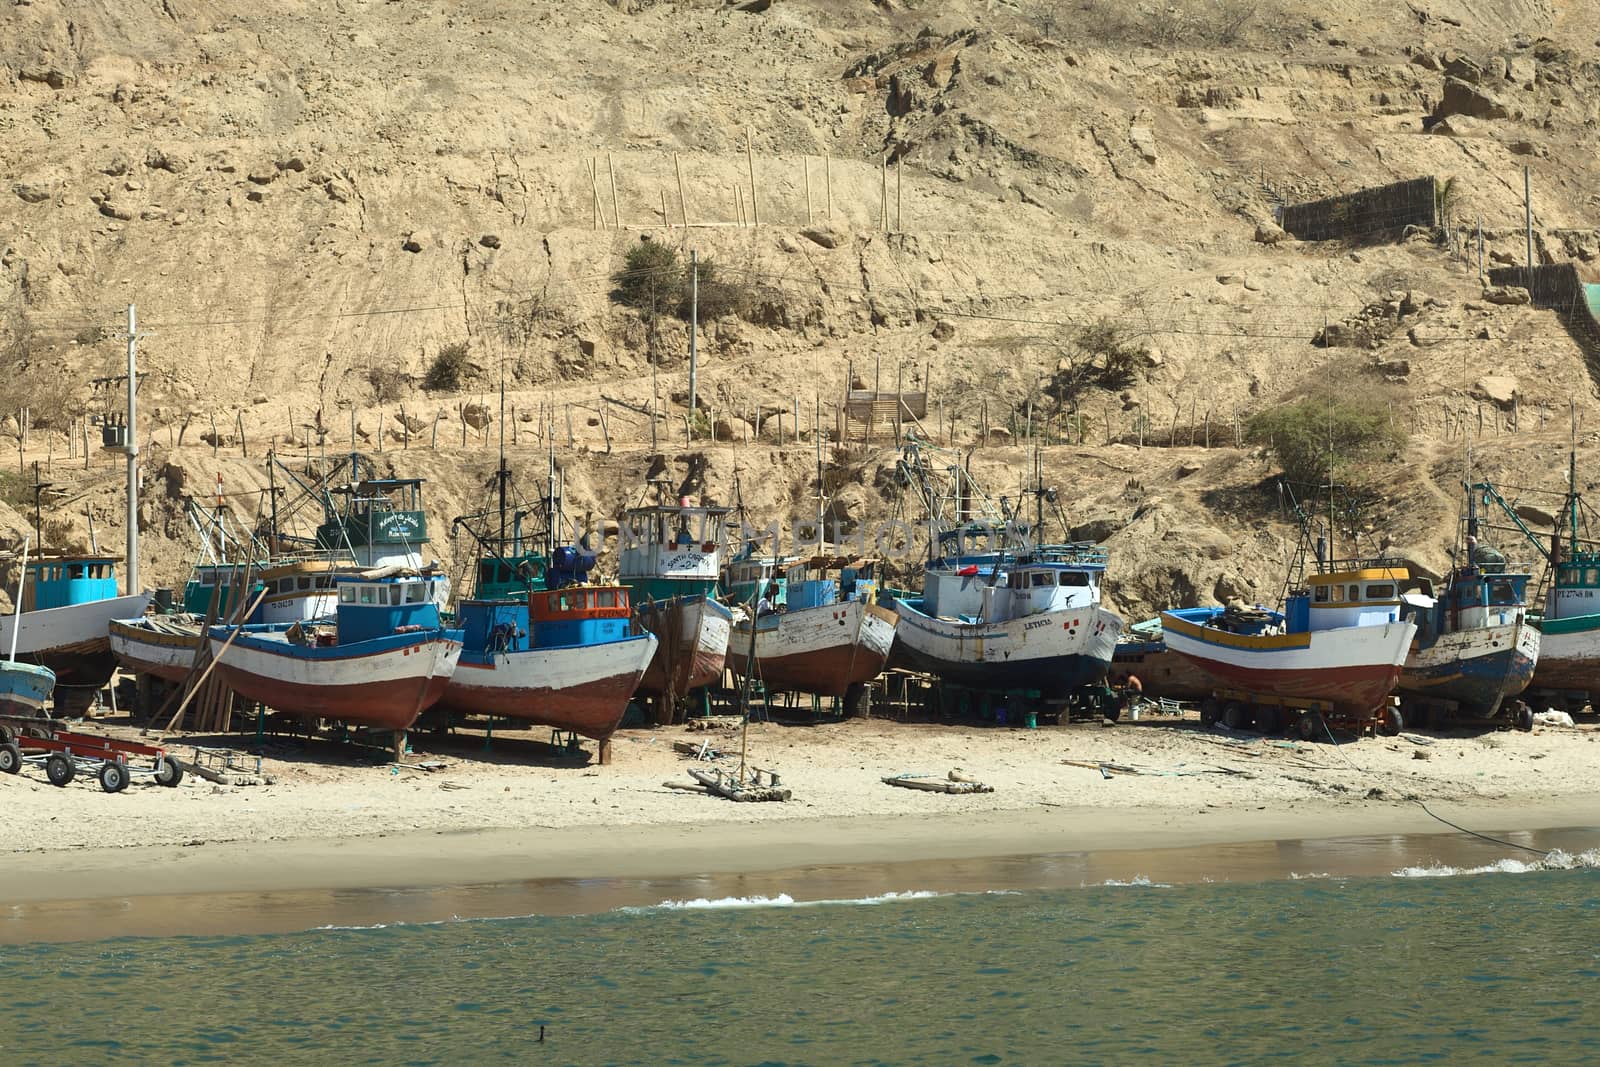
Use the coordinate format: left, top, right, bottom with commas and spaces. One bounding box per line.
1183, 658, 1402, 716
727, 639, 890, 697
215, 665, 451, 732
639, 641, 725, 698
436, 669, 641, 740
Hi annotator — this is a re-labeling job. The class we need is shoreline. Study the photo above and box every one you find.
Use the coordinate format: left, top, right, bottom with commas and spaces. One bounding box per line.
6, 797, 1599, 943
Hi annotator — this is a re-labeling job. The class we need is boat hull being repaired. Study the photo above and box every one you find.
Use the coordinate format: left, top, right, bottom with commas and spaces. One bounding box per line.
1530, 614, 1600, 692
109, 616, 205, 684
1399, 619, 1539, 718
727, 600, 899, 697
633, 595, 732, 700
2, 594, 154, 711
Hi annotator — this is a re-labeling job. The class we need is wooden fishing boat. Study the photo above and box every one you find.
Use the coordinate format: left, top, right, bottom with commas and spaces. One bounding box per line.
1397, 536, 1539, 721
208, 569, 462, 733
619, 494, 733, 718
890, 534, 1123, 697
724, 553, 898, 706
1161, 561, 1417, 719
438, 586, 657, 743
1112, 619, 1217, 701
2, 553, 150, 713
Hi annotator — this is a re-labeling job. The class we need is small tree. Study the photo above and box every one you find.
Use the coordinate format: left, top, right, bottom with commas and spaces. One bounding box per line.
1246, 395, 1406, 494
613, 239, 682, 318
423, 341, 470, 392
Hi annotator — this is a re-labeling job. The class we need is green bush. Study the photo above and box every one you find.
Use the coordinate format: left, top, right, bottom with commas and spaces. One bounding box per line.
1246, 395, 1406, 492
613, 240, 683, 318
423, 341, 470, 392
1040, 318, 1153, 408
367, 366, 408, 402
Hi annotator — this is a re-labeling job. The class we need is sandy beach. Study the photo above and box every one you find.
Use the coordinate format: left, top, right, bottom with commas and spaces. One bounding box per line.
5, 712, 1599, 923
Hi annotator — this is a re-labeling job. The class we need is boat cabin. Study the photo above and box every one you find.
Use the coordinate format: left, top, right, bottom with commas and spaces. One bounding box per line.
22, 555, 122, 612
1283, 562, 1409, 633
1547, 546, 1600, 621
919, 527, 1106, 623
1402, 561, 1529, 642
459, 585, 632, 655
618, 504, 729, 601
317, 477, 431, 570
333, 573, 445, 644
182, 563, 266, 620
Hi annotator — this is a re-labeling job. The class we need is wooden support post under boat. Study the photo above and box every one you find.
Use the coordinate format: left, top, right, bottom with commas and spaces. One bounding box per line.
598, 738, 612, 766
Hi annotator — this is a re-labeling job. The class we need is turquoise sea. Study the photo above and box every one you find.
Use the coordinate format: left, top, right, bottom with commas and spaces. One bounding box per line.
3, 839, 1599, 1065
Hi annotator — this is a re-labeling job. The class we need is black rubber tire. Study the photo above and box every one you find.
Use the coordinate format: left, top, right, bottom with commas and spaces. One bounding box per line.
98, 761, 129, 793
154, 755, 184, 788
1378, 706, 1404, 737
1256, 706, 1283, 736
0, 741, 21, 774
1198, 698, 1220, 726
0, 724, 12, 745
45, 753, 75, 787
1297, 712, 1323, 743
1515, 703, 1535, 732
1103, 701, 1122, 723
1223, 701, 1251, 731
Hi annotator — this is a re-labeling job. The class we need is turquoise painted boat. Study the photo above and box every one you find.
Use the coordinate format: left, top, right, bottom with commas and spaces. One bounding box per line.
0, 660, 56, 716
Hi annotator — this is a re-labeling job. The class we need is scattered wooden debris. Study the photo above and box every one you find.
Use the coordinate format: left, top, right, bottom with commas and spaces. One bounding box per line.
883, 772, 994, 795
687, 766, 791, 802
672, 739, 723, 760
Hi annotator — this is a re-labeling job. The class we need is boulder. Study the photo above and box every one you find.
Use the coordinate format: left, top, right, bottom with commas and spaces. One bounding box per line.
1253, 219, 1288, 245
931, 318, 956, 341
1506, 55, 1536, 86
800, 225, 847, 249
20, 67, 73, 89
402, 232, 427, 253
13, 183, 52, 204
1515, 503, 1557, 527
1481, 285, 1530, 305
1472, 375, 1519, 409
146, 148, 188, 174
1128, 125, 1157, 163
713, 416, 754, 442
479, 233, 502, 249
1435, 77, 1509, 121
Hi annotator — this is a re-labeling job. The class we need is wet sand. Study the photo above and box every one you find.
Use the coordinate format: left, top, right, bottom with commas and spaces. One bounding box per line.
5, 800, 1599, 943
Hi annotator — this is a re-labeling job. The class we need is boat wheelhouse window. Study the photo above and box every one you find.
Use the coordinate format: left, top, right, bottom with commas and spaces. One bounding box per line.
1030, 572, 1054, 588
1314, 585, 1330, 603
279, 578, 295, 594
359, 586, 377, 605
315, 576, 333, 589
298, 577, 312, 591
1366, 583, 1394, 599
1489, 580, 1517, 605
1007, 573, 1023, 589
339, 586, 356, 604
596, 589, 616, 608
1059, 572, 1091, 587
68, 564, 85, 579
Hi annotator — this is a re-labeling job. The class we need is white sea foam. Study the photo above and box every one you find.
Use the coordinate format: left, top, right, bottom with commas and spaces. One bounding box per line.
1289, 872, 1331, 880
1095, 875, 1171, 888
1392, 848, 1600, 879
636, 889, 949, 912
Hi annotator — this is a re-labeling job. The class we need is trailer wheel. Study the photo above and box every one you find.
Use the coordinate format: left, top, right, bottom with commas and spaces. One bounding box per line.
1222, 701, 1251, 731
1515, 702, 1534, 732
45, 753, 76, 787
1198, 698, 1220, 726
0, 741, 21, 774
0, 724, 12, 745
98, 761, 129, 794
1255, 706, 1283, 736
154, 755, 184, 787
1378, 706, 1404, 737
1297, 712, 1324, 743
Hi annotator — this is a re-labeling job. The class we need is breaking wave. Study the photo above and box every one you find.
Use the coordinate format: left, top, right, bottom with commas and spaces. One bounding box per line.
1392, 849, 1600, 879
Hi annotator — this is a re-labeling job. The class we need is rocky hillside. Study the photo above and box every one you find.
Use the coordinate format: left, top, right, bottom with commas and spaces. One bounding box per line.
4, 0, 1600, 614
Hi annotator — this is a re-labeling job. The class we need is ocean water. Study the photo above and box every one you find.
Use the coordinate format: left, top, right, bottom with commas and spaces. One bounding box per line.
3, 853, 1599, 1065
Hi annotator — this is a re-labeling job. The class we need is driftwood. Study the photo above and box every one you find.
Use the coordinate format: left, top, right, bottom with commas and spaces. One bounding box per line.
883, 774, 994, 795
685, 716, 744, 732
672, 739, 723, 760
687, 766, 791, 802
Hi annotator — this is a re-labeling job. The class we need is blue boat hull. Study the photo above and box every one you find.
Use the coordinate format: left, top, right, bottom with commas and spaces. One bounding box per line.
0, 661, 57, 715
1398, 622, 1539, 719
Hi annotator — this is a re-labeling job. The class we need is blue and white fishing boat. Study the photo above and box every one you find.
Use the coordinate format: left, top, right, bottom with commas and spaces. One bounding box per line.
436, 459, 657, 745
209, 569, 462, 734
1396, 496, 1539, 723
0, 660, 56, 716
890, 527, 1122, 695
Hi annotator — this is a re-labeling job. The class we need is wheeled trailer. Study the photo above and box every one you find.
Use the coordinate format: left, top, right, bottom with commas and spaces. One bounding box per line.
1197, 688, 1403, 740
0, 719, 184, 792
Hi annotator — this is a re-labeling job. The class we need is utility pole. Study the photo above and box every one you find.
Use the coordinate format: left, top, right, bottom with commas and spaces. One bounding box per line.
688, 250, 699, 439
125, 303, 140, 595
1524, 165, 1534, 278
1477, 214, 1484, 285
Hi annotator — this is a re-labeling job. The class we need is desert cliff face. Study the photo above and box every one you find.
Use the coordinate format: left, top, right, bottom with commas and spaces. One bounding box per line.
3, 1, 1599, 616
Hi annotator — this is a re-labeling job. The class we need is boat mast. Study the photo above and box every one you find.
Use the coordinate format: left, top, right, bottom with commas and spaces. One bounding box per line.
498, 365, 508, 553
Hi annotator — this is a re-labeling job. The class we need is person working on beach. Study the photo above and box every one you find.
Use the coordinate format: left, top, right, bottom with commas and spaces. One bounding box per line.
756, 583, 779, 618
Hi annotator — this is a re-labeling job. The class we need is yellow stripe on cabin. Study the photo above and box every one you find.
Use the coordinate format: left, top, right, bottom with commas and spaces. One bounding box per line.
1305, 567, 1409, 585
1161, 613, 1312, 651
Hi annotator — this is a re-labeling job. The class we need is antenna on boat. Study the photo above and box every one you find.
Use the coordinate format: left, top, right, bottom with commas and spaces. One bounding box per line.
545, 433, 556, 560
